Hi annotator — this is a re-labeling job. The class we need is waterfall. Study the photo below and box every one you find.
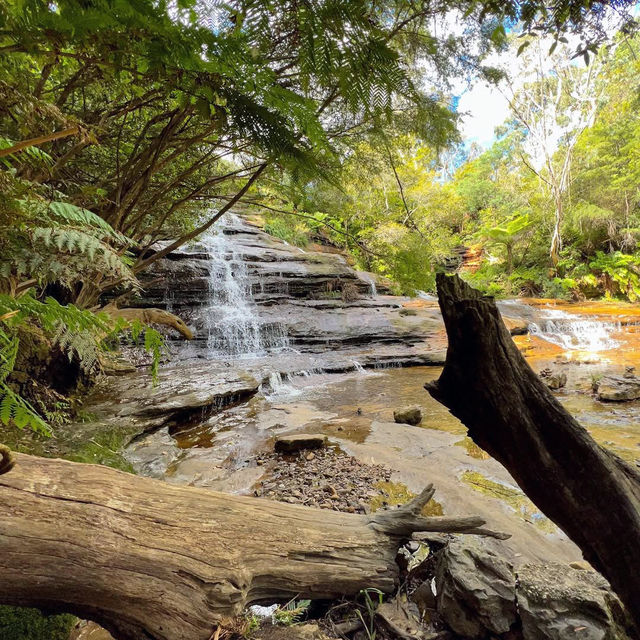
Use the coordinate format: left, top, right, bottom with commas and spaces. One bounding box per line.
357, 272, 377, 296
200, 215, 289, 358
528, 308, 621, 352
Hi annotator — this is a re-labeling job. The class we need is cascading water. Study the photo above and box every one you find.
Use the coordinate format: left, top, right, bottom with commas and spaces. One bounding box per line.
356, 271, 377, 296
200, 215, 289, 358
528, 308, 621, 352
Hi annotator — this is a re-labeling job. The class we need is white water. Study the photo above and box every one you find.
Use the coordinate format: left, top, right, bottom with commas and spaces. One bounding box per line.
352, 360, 366, 373
357, 271, 377, 296
201, 215, 289, 358
528, 308, 621, 352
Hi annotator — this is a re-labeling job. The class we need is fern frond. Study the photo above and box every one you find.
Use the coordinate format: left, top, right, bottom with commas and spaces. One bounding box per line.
0, 384, 51, 435
47, 202, 132, 245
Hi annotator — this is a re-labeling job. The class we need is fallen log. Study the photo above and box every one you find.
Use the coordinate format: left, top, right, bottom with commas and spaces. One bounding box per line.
102, 303, 194, 339
0, 452, 506, 640
425, 273, 640, 633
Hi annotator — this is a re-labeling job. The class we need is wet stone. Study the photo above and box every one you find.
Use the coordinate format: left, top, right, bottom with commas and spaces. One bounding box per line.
274, 433, 327, 453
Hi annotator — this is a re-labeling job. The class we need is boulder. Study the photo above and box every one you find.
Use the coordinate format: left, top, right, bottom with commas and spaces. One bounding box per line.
274, 433, 328, 453
435, 537, 517, 639
517, 564, 632, 640
394, 405, 423, 426
595, 375, 640, 402
539, 369, 567, 390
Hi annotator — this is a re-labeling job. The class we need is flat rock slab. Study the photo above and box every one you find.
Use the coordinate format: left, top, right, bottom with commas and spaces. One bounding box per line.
274, 434, 328, 453
67, 363, 261, 441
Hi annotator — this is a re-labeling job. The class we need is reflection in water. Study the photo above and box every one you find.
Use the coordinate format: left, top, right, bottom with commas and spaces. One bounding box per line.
461, 471, 557, 533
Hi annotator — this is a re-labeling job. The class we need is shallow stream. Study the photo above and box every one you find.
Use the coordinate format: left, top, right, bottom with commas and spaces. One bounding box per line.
124, 296, 640, 564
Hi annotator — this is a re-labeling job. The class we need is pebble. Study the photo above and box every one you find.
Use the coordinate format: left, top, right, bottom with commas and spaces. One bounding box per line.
253, 448, 392, 514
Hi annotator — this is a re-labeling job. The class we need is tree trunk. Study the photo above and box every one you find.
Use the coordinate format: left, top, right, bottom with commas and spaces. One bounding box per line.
0, 451, 505, 640
425, 273, 640, 633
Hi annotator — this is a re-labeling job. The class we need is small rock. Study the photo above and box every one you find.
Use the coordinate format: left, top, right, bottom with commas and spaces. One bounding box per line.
539, 369, 567, 390
595, 374, 640, 402
305, 452, 315, 461
393, 405, 423, 426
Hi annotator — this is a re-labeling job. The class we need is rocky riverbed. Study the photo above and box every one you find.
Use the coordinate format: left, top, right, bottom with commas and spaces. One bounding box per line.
254, 446, 393, 513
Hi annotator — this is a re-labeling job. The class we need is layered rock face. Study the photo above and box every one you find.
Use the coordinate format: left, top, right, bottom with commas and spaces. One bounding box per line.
135, 215, 446, 365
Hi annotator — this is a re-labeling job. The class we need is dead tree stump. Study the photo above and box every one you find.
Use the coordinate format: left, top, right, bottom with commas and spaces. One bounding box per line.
425, 273, 640, 633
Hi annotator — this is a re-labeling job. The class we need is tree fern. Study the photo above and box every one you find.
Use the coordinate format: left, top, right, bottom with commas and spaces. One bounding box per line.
47, 202, 131, 244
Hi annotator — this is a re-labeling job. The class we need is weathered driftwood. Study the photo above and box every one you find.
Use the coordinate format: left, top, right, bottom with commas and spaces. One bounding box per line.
425, 273, 640, 633
0, 452, 505, 640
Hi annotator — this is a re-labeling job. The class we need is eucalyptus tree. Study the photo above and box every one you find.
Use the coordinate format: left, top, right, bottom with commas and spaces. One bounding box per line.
500, 36, 605, 266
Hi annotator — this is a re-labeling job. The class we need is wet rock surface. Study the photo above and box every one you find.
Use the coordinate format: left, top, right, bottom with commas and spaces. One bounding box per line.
73, 364, 261, 435
135, 216, 441, 357
254, 447, 392, 513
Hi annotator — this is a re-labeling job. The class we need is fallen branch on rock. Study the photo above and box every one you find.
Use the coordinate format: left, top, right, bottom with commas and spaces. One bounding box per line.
0, 452, 507, 640
425, 273, 640, 635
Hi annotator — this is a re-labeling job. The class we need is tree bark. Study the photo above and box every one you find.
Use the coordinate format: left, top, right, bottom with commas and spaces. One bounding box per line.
0, 452, 505, 640
425, 273, 640, 632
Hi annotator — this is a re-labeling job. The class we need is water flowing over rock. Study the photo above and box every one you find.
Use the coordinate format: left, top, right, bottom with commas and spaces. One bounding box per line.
137, 214, 445, 369
511, 304, 622, 353
200, 219, 289, 356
